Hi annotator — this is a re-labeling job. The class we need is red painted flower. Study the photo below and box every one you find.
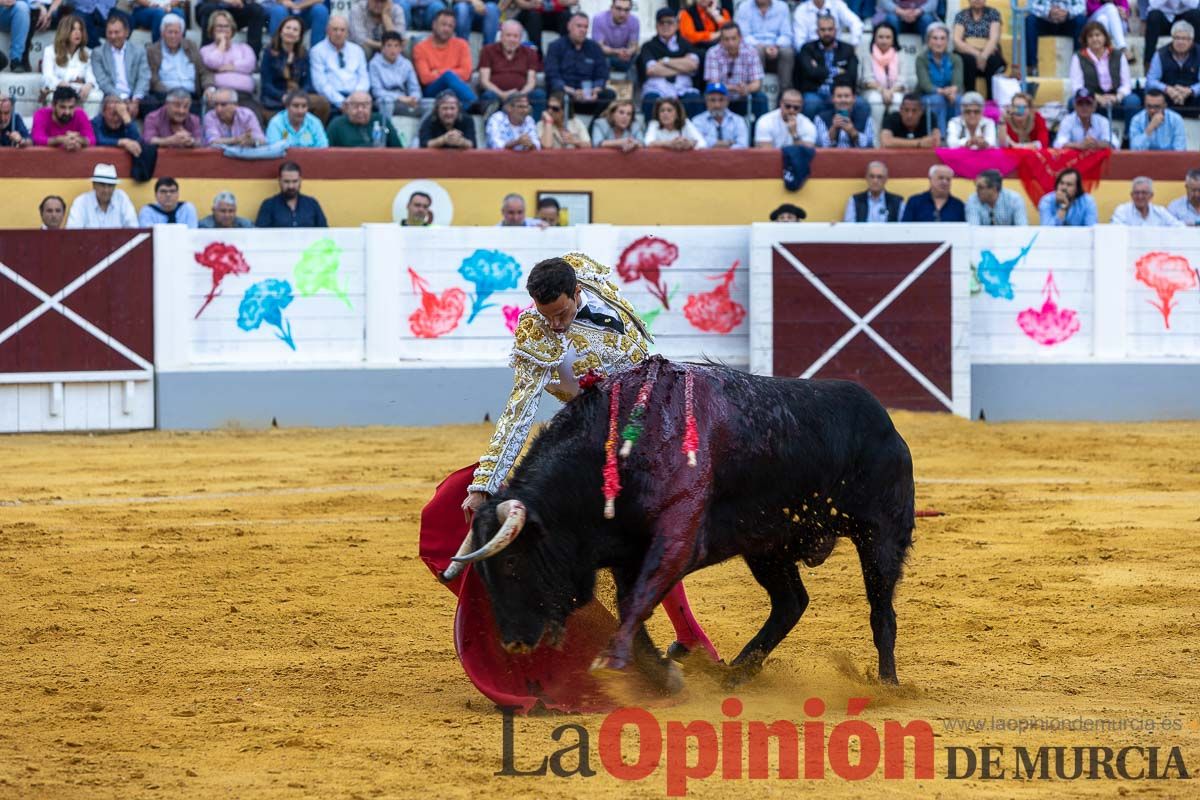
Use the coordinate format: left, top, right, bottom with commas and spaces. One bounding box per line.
683, 261, 746, 334
194, 242, 251, 319
617, 236, 678, 309
408, 267, 466, 339
1134, 251, 1199, 329
1017, 271, 1080, 346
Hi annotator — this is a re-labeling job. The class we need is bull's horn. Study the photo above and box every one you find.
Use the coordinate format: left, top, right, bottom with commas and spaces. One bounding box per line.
450, 500, 526, 565
439, 531, 478, 582
439, 500, 522, 582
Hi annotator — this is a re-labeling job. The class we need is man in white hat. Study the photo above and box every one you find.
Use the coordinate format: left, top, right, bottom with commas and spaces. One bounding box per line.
66, 163, 139, 229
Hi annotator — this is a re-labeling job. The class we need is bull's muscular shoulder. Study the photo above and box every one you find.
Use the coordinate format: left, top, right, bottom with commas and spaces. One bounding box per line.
512, 310, 563, 368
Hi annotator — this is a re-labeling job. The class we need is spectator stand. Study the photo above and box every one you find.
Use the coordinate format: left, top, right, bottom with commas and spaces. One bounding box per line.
8, 0, 1200, 149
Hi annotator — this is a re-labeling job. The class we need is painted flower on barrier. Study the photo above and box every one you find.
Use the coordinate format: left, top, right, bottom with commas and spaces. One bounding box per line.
617, 236, 678, 309
194, 242, 251, 319
409, 267, 466, 339
976, 234, 1037, 301
1017, 271, 1080, 346
458, 249, 522, 323
683, 261, 746, 334
636, 287, 678, 332
237, 278, 296, 350
1134, 251, 1198, 330
294, 237, 352, 309
503, 303, 532, 334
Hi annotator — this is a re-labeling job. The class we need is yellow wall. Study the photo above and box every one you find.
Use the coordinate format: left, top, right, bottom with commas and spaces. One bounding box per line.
2, 177, 1187, 228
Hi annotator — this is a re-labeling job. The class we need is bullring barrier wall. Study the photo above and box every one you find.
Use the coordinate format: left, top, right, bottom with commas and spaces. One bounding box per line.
3, 149, 1199, 228
0, 223, 1197, 432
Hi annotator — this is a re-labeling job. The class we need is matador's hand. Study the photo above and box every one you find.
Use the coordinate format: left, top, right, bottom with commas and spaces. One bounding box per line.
462, 490, 489, 522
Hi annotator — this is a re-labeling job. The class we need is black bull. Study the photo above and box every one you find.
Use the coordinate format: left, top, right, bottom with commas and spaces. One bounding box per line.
457, 357, 915, 688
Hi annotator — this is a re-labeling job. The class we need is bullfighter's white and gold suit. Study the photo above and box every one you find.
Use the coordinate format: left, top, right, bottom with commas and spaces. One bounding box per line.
468, 252, 653, 495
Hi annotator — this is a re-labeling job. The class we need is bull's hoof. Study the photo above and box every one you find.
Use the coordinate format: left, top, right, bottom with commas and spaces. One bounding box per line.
592, 651, 685, 702
661, 659, 684, 695
665, 641, 690, 661
667, 640, 721, 663
590, 653, 628, 673
720, 661, 763, 690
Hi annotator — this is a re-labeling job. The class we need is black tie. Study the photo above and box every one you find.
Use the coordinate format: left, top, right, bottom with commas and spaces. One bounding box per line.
574, 305, 625, 334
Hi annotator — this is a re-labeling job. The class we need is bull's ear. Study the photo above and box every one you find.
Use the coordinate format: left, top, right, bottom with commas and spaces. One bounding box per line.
521, 504, 544, 536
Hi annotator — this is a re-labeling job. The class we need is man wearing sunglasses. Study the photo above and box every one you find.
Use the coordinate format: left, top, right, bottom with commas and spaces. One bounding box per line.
753, 87, 816, 146
311, 15, 370, 113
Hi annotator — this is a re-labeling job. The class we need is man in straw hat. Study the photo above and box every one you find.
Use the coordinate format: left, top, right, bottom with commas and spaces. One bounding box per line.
66, 163, 139, 229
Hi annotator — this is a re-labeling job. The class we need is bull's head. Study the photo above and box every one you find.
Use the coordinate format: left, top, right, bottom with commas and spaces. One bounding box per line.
442, 498, 593, 653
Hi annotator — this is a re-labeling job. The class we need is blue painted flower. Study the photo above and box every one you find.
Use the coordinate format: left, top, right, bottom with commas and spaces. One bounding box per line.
237, 278, 296, 350
978, 234, 1037, 301
457, 249, 522, 323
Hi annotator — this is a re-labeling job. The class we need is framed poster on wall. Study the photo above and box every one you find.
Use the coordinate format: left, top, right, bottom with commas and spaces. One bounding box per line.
536, 191, 593, 226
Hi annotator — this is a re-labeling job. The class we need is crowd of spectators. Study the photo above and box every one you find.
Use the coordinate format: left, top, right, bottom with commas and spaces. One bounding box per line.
49, 154, 1200, 231
833, 161, 1200, 226
5, 0, 1200, 233
1, 0, 1198, 154
54, 159, 330, 229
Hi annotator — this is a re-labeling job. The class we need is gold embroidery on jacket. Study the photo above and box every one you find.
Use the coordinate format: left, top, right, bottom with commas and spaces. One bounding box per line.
469, 256, 653, 494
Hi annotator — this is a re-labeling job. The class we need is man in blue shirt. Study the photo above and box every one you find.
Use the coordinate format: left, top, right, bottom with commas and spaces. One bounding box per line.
1167, 168, 1200, 225
1128, 89, 1188, 151
0, 96, 30, 146
91, 93, 142, 152
965, 169, 1028, 225
255, 161, 329, 228
734, 0, 794, 91
1144, 18, 1200, 112
545, 11, 613, 114
1023, 0, 1086, 77
1037, 167, 1098, 226
692, 82, 749, 147
901, 164, 965, 222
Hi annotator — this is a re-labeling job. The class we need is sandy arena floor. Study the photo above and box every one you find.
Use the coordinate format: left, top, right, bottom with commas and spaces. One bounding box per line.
0, 414, 1198, 799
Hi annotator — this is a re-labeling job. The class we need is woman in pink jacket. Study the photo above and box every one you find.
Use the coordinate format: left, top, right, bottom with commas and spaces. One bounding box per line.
200, 10, 264, 117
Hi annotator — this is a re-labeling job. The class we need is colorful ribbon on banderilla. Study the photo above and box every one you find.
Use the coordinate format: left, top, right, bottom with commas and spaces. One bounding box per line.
602, 363, 699, 519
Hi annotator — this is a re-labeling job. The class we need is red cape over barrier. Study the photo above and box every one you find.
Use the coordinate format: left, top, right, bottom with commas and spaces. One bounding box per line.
418, 465, 624, 713
936, 147, 1112, 202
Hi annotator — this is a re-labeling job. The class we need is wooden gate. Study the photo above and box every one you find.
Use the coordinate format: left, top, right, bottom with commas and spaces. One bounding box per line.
0, 230, 155, 431
767, 238, 960, 413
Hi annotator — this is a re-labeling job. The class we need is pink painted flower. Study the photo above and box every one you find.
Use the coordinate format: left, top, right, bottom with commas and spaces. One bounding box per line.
1134, 251, 1199, 329
683, 261, 746, 334
1017, 271, 1080, 346
503, 303, 532, 334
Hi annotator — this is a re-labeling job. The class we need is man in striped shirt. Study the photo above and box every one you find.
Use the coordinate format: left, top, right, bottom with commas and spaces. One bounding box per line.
703, 22, 768, 117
